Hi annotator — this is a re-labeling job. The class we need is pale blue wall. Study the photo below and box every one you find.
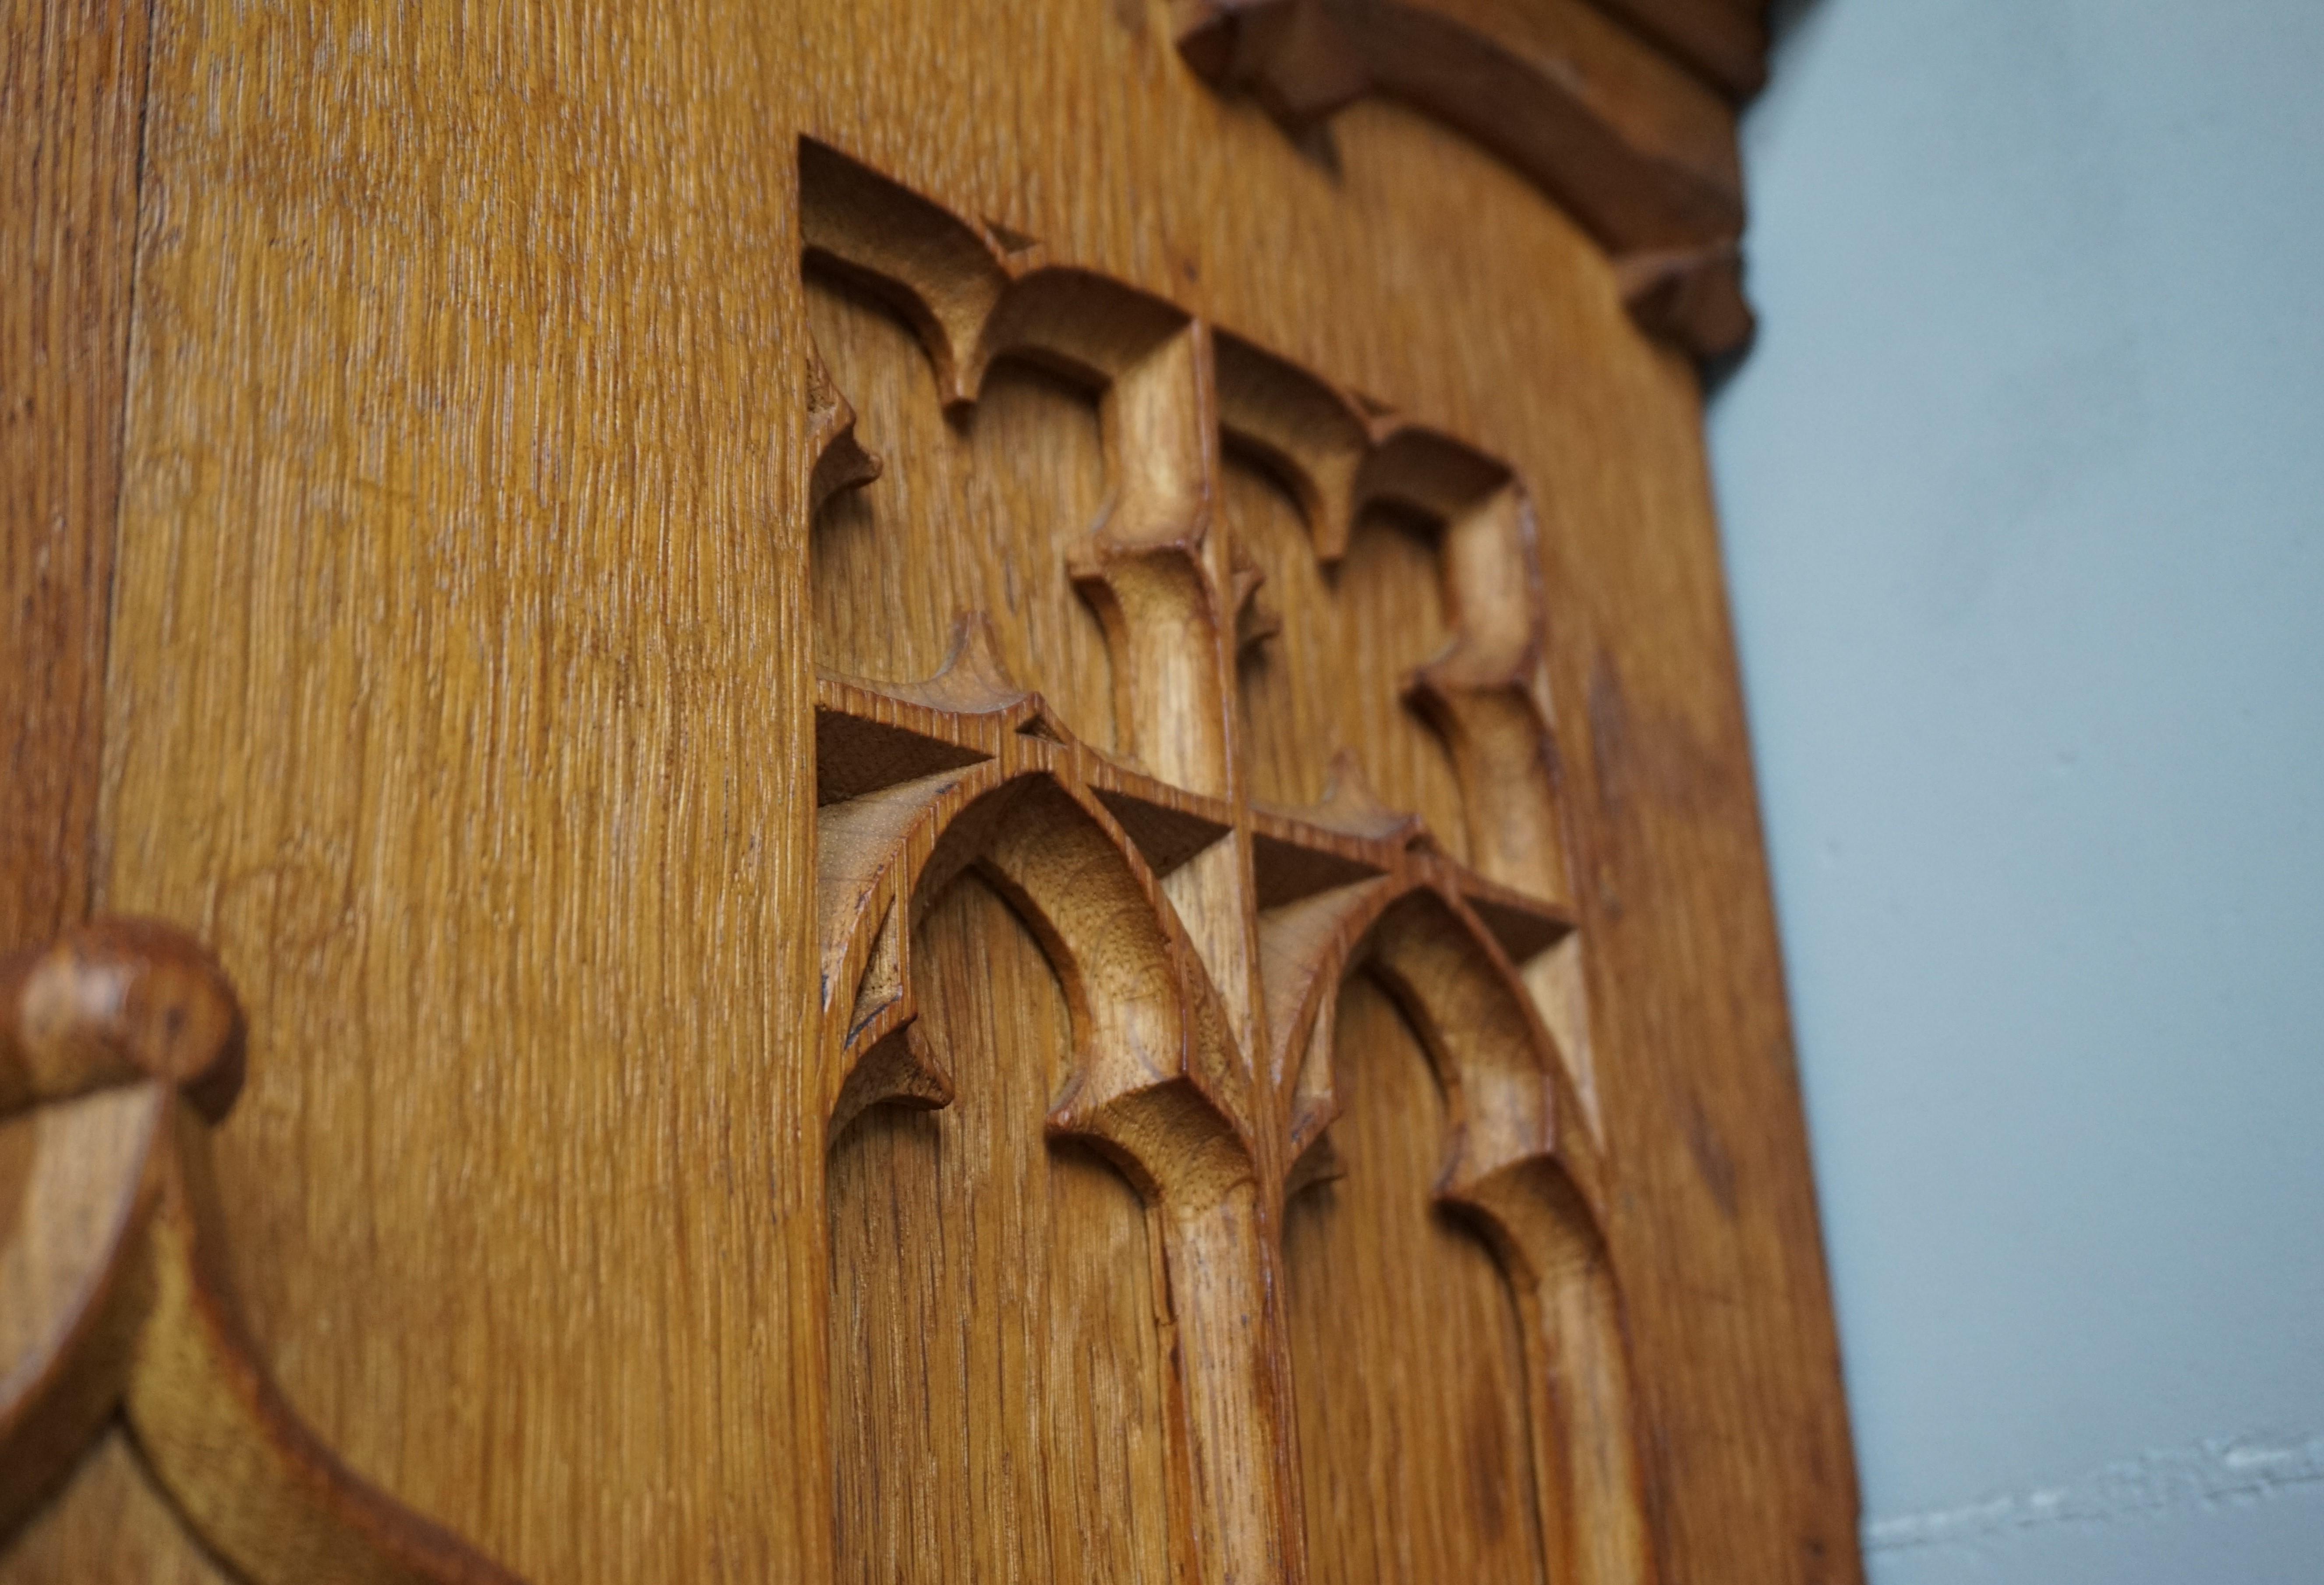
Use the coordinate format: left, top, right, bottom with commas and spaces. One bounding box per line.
1705, 2, 2324, 1580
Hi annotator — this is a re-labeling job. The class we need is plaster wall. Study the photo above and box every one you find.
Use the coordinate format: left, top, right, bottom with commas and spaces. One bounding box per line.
1706, 2, 2324, 1579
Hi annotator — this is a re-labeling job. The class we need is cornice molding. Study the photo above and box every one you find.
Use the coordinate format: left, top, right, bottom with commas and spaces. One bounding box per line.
1174, 0, 1768, 359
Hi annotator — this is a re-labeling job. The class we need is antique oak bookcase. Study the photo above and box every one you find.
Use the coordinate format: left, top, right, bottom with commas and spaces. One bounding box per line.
2, 0, 1861, 1580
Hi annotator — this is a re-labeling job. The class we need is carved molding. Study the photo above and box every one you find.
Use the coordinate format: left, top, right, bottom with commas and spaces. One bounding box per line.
0, 920, 523, 1585
806, 141, 1651, 1585
1172, 0, 1767, 358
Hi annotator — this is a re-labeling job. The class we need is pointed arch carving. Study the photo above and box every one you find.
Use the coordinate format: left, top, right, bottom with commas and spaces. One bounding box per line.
806, 136, 1654, 1585
1171, 0, 1766, 358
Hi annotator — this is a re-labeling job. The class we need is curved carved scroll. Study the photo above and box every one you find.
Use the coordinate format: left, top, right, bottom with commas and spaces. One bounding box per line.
1173, 0, 1762, 357
0, 920, 524, 1585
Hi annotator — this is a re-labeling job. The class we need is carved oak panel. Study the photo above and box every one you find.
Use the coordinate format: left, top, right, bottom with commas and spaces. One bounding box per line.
805, 142, 1642, 1585
4, 3, 1859, 1581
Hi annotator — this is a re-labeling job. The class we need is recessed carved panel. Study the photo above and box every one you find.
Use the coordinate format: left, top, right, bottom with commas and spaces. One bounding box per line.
1226, 455, 1470, 860
806, 139, 1645, 1585
1285, 973, 1547, 1584
828, 876, 1176, 1584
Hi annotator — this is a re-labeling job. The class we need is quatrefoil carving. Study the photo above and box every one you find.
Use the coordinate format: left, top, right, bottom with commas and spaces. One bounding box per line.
806, 140, 1654, 1585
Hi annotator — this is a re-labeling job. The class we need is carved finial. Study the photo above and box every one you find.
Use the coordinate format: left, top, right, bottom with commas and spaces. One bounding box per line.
809, 344, 883, 519
0, 917, 245, 1123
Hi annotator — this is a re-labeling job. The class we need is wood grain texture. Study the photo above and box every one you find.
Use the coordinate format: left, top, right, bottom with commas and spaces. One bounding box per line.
0, 0, 148, 954
53, 4, 824, 1581
6, 2, 1857, 1579
1285, 972, 1547, 1585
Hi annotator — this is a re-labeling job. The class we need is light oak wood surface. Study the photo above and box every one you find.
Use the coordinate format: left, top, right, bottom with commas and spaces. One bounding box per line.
1, 0, 145, 952
3, 0, 1860, 1581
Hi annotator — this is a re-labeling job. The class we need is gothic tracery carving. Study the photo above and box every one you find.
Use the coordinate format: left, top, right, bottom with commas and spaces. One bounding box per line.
807, 140, 1650, 1585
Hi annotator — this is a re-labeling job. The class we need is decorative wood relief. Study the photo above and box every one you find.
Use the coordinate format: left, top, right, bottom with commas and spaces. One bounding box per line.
0, 920, 522, 1585
807, 141, 1649, 1585
1171, 0, 1766, 358
1282, 975, 1549, 1581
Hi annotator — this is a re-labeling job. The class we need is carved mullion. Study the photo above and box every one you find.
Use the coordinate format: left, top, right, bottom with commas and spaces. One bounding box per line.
802, 140, 1650, 1585
811, 684, 1648, 1585
1406, 485, 1572, 903
1068, 323, 1231, 798
814, 624, 1640, 1582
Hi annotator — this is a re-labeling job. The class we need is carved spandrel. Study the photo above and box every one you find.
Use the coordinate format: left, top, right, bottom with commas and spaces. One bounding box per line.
804, 139, 1647, 1585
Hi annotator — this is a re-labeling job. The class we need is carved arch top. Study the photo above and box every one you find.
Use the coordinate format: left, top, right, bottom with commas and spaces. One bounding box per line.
811, 630, 1638, 1585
